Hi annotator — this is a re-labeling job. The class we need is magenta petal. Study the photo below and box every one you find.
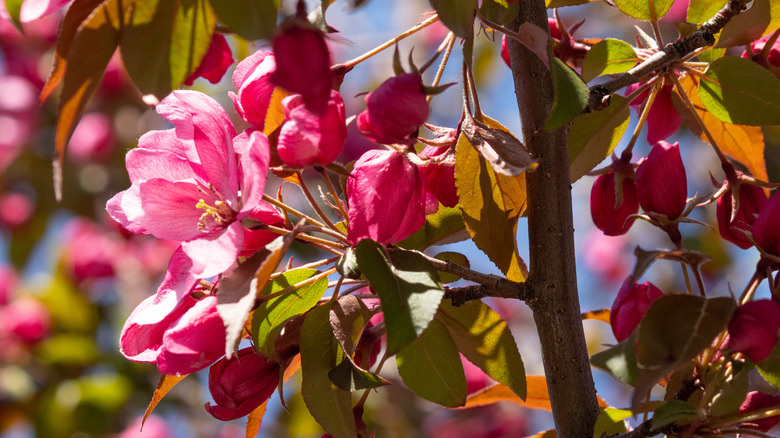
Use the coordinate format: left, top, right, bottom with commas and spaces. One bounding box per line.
753, 192, 780, 257
136, 179, 211, 242
277, 90, 347, 168
645, 85, 682, 143
237, 131, 270, 215
125, 148, 197, 183
106, 189, 148, 235
137, 129, 198, 164
156, 295, 226, 375
233, 54, 277, 127
182, 222, 244, 278
19, 0, 70, 22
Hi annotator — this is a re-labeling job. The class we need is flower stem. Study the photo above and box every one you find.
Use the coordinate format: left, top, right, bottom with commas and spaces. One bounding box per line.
298, 171, 339, 232
317, 168, 349, 225
262, 194, 326, 228
739, 270, 763, 305
622, 77, 661, 157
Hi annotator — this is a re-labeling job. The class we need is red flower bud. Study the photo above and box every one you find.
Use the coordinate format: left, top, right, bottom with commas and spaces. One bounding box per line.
626, 83, 682, 144
590, 171, 639, 236
277, 89, 347, 167
205, 347, 279, 421
420, 143, 458, 208
230, 50, 276, 127
610, 277, 664, 342
727, 299, 780, 363
717, 181, 768, 249
270, 24, 332, 113
742, 34, 780, 77
738, 391, 780, 432
636, 141, 687, 220
752, 191, 780, 257
357, 74, 429, 146
347, 149, 427, 245
184, 34, 234, 86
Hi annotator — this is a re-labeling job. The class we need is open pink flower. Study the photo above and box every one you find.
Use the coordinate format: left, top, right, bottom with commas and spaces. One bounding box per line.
277, 89, 346, 167
185, 33, 234, 86
610, 277, 664, 341
347, 149, 426, 245
205, 347, 279, 421
106, 91, 270, 278
626, 82, 682, 144
230, 50, 276, 128
357, 74, 429, 146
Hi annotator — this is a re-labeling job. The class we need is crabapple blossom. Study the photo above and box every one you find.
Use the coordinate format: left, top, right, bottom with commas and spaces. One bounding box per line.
357, 73, 430, 146
590, 169, 639, 236
717, 180, 767, 249
106, 90, 269, 278
742, 34, 780, 77
738, 391, 780, 432
204, 347, 279, 420
420, 142, 458, 208
184, 33, 233, 86
636, 141, 687, 220
277, 89, 347, 167
230, 50, 276, 127
752, 191, 780, 257
347, 149, 427, 245
727, 299, 780, 363
610, 277, 664, 342
626, 82, 682, 144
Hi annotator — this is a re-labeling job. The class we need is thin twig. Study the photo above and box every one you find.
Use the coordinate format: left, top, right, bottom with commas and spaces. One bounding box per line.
262, 194, 326, 228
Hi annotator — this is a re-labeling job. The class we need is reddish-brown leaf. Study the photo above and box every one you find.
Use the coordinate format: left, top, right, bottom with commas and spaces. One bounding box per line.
142, 374, 187, 428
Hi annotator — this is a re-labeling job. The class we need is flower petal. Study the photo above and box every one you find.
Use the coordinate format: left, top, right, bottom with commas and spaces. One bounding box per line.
182, 221, 244, 278
136, 178, 213, 242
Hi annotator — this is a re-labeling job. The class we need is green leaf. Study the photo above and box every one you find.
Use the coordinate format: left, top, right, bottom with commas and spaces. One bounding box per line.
300, 303, 356, 438
398, 205, 468, 250
251, 268, 328, 359
455, 131, 528, 282
54, 0, 125, 200
632, 295, 736, 410
707, 361, 749, 417
121, 0, 216, 101
355, 241, 445, 354
699, 56, 780, 126
758, 342, 780, 388
433, 251, 470, 283
544, 57, 589, 131
4, 0, 22, 29
581, 39, 640, 83
437, 300, 526, 399
650, 400, 699, 429
568, 95, 631, 182
328, 355, 390, 391
697, 47, 725, 63
590, 334, 638, 387
396, 319, 467, 407
593, 407, 632, 437
716, 0, 780, 48
687, 0, 723, 24
613, 0, 675, 21
210, 0, 278, 40
479, 0, 519, 25
429, 0, 476, 39
36, 334, 99, 365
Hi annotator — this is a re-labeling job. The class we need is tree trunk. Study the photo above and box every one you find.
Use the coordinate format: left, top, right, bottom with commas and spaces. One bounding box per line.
507, 4, 600, 436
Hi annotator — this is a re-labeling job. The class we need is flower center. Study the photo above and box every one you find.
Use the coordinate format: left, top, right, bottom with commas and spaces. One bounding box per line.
196, 199, 237, 232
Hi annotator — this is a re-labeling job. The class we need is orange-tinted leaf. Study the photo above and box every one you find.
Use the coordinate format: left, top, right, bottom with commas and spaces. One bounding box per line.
264, 87, 291, 136
582, 308, 610, 323
456, 376, 608, 410
675, 74, 768, 182
245, 401, 267, 438
283, 354, 301, 382
142, 374, 187, 427
54, 0, 125, 200
523, 430, 557, 438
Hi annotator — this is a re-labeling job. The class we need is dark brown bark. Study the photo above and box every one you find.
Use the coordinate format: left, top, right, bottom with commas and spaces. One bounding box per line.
506, 2, 600, 436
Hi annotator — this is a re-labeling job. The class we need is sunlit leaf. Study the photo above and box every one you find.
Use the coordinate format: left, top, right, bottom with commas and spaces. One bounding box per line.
398, 205, 468, 250
457, 376, 549, 410
4, 0, 22, 28
251, 268, 328, 360
121, 0, 216, 101
397, 319, 467, 407
523, 430, 557, 438
143, 374, 188, 428
462, 112, 538, 177
210, 0, 278, 40
687, 0, 723, 24
582, 308, 610, 323
245, 401, 267, 438
716, 0, 780, 47
429, 0, 477, 39
264, 87, 292, 136
455, 131, 528, 282
593, 407, 632, 437
581, 39, 640, 83
218, 234, 295, 358
651, 400, 699, 429
437, 300, 526, 399
300, 303, 356, 438
544, 57, 589, 131
355, 241, 445, 354
632, 295, 736, 410
758, 342, 780, 388
675, 74, 768, 182
568, 95, 631, 182
699, 56, 780, 126
613, 0, 675, 21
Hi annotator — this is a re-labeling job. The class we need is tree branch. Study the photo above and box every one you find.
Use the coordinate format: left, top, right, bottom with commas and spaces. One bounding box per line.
586, 0, 743, 111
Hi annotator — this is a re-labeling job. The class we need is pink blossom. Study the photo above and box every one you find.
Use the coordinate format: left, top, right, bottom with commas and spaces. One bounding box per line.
185, 33, 234, 85
61, 218, 118, 282
0, 298, 50, 344
270, 23, 332, 113
347, 149, 427, 245
0, 75, 38, 171
357, 74, 430, 146
240, 202, 285, 257
230, 50, 276, 128
119, 415, 171, 438
119, 248, 226, 375
0, 264, 16, 306
68, 112, 114, 163
277, 89, 347, 167
635, 141, 687, 220
0, 191, 34, 228
610, 277, 664, 342
2, 0, 72, 22
742, 34, 780, 77
717, 181, 767, 249
626, 82, 682, 144
590, 171, 639, 236
106, 91, 270, 278
462, 355, 492, 394
205, 347, 279, 420
752, 191, 780, 257
738, 391, 780, 432
727, 299, 780, 363
420, 142, 458, 208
